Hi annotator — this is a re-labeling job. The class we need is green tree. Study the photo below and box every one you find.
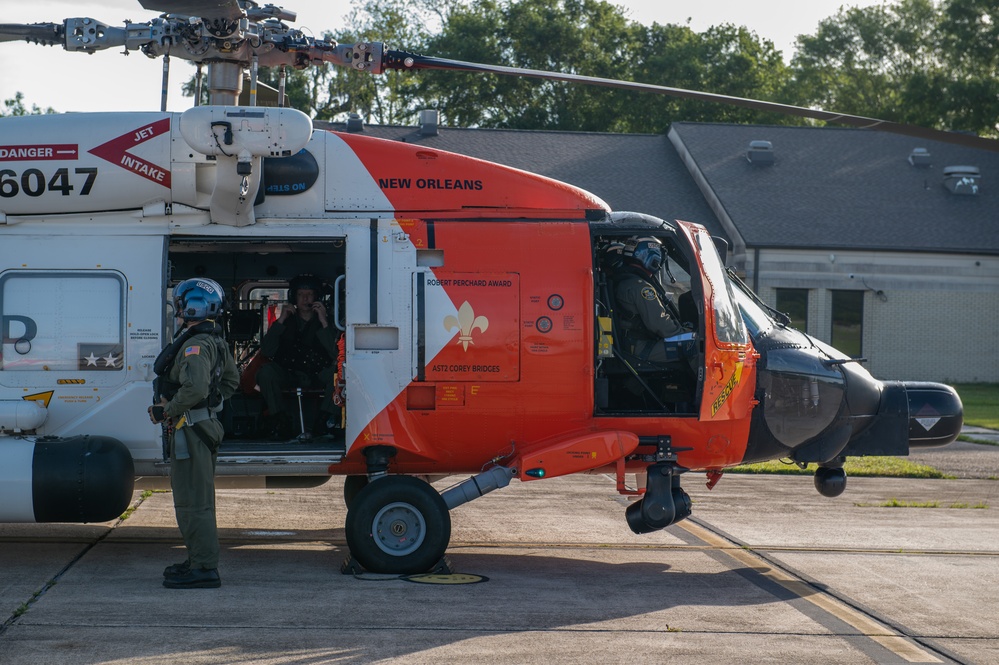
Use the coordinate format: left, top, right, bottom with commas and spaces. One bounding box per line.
937, 0, 999, 134
416, 0, 793, 131
418, 0, 651, 130
0, 92, 56, 116
791, 0, 999, 137
627, 22, 795, 133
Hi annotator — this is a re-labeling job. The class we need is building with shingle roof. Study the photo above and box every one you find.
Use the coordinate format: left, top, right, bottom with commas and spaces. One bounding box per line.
668, 122, 999, 257
669, 122, 998, 383
319, 116, 999, 382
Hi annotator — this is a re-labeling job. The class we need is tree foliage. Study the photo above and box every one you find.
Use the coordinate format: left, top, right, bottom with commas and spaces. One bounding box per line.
791, 0, 999, 136
416, 0, 792, 131
0, 92, 55, 117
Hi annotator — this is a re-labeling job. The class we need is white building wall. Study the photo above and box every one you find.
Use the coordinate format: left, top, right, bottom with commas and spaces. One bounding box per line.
747, 248, 999, 383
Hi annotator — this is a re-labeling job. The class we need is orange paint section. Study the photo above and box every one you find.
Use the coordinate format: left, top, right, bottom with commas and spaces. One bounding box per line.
345, 219, 599, 472
515, 430, 640, 481
341, 216, 759, 475
689, 240, 756, 470
334, 132, 608, 215
425, 272, 520, 383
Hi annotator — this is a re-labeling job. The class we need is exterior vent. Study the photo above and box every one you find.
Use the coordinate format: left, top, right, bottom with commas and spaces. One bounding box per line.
419, 109, 440, 137
908, 147, 931, 167
942, 165, 980, 196
345, 112, 364, 133
747, 140, 774, 166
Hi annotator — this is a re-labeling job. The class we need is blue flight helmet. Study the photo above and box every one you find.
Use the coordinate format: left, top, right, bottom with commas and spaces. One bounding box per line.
173, 278, 226, 322
625, 236, 664, 273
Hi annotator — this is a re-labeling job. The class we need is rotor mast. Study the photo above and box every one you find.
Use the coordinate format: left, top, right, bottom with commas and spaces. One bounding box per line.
0, 1, 347, 107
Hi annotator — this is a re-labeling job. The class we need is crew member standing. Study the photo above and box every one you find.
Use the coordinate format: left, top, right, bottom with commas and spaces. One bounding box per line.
149, 278, 238, 589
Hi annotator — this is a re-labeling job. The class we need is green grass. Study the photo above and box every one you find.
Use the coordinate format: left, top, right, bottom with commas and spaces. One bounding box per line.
874, 498, 941, 508
952, 383, 999, 429
118, 489, 155, 521
729, 456, 949, 478
958, 434, 999, 446
854, 498, 989, 509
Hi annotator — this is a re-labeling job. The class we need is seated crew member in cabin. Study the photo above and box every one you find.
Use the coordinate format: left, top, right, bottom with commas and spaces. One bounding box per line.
614, 236, 688, 365
256, 274, 338, 438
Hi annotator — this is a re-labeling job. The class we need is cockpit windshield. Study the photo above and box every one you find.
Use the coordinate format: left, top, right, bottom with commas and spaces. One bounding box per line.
693, 229, 747, 346
730, 280, 776, 339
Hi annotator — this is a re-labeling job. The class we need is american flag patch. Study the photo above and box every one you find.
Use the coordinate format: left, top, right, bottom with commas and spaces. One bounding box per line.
184, 345, 201, 356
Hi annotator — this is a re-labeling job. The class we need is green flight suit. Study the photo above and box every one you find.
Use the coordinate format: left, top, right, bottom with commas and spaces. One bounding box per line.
257, 315, 338, 419
615, 268, 683, 362
162, 330, 239, 570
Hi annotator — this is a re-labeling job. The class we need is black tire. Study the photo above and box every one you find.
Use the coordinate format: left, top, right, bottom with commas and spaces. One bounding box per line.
343, 475, 369, 509
345, 475, 451, 574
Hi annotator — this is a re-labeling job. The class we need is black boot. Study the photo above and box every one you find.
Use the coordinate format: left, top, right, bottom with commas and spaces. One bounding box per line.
163, 560, 190, 577
163, 567, 222, 589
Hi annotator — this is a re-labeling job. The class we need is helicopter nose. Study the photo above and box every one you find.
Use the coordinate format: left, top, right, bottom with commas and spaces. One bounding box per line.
838, 380, 963, 457
745, 331, 964, 464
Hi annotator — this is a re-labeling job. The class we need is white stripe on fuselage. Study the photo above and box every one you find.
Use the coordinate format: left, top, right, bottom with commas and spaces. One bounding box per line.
0, 439, 36, 521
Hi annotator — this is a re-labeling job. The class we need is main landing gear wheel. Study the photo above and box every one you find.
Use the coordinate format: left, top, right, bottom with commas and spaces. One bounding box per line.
345, 475, 451, 574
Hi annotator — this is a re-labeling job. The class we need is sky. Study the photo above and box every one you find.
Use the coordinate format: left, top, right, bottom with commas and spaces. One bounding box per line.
0, 0, 883, 114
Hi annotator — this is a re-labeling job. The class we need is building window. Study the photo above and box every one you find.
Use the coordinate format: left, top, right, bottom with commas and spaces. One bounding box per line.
775, 288, 809, 331
831, 290, 864, 358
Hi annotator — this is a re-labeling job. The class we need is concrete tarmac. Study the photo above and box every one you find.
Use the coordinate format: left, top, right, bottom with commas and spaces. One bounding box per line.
1, 446, 997, 664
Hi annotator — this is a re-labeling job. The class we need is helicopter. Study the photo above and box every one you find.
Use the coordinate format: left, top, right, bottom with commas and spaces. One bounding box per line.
0, 0, 966, 574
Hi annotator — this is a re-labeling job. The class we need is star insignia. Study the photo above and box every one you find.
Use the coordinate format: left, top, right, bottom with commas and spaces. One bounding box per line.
84, 353, 100, 367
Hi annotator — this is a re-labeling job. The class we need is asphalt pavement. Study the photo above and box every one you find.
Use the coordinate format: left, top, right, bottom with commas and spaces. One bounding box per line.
908, 427, 999, 479
0, 435, 996, 664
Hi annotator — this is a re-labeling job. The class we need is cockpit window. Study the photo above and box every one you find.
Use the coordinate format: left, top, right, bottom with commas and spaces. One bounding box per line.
730, 281, 775, 338
694, 229, 747, 346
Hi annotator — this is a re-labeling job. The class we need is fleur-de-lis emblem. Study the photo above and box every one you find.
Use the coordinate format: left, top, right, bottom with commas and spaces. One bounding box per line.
444, 301, 489, 351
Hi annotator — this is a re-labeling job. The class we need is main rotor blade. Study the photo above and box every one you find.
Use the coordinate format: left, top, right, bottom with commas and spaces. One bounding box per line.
387, 51, 999, 153
138, 0, 243, 20
0, 23, 63, 46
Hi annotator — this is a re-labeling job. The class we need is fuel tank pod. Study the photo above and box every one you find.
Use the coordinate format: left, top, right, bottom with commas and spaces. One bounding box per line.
0, 399, 47, 432
0, 435, 134, 522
